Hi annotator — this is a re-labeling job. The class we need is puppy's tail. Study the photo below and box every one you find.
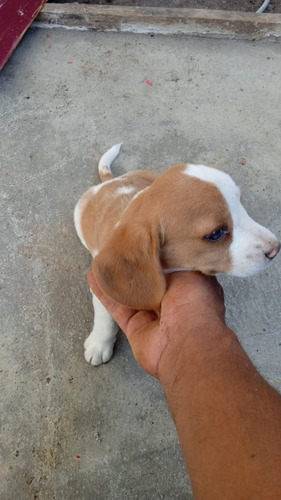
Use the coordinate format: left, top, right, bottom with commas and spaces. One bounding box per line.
98, 143, 123, 182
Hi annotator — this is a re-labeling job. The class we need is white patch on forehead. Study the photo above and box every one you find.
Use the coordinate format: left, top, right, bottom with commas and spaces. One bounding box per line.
183, 164, 279, 277
116, 185, 136, 196
183, 164, 241, 214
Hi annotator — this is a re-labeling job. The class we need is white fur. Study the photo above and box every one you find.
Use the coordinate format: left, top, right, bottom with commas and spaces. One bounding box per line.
90, 184, 105, 195
75, 148, 279, 367
163, 267, 190, 274
74, 185, 104, 251
92, 249, 99, 259
84, 293, 119, 366
98, 143, 123, 177
132, 187, 149, 200
116, 185, 136, 196
185, 164, 280, 277
74, 201, 88, 250
74, 182, 112, 252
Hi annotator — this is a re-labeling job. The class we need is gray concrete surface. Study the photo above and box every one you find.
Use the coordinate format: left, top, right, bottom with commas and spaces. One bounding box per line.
1, 27, 280, 499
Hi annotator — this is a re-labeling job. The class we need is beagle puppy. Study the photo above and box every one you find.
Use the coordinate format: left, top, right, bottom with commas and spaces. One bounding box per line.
74, 144, 280, 366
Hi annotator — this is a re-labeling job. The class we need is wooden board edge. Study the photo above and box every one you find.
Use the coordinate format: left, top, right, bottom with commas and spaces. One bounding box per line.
35, 4, 281, 40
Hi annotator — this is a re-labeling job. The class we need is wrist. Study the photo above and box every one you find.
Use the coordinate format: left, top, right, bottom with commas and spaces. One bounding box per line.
157, 317, 234, 389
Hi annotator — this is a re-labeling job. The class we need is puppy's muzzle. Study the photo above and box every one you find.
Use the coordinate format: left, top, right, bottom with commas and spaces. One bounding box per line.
265, 242, 280, 260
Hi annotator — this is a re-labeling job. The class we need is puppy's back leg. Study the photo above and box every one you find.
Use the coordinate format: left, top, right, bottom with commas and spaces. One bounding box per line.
84, 292, 119, 366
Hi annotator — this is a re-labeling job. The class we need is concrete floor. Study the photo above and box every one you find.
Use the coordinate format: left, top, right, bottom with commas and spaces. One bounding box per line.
1, 27, 280, 499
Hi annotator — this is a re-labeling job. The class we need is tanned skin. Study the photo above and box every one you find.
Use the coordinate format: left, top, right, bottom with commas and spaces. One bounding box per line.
88, 270, 281, 500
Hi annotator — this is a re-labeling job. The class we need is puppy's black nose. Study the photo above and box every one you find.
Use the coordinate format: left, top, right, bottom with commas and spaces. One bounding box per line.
265, 242, 280, 260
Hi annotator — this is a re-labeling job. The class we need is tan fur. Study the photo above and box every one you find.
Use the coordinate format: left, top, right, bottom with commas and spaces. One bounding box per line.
77, 164, 233, 309
80, 170, 158, 256
75, 149, 280, 365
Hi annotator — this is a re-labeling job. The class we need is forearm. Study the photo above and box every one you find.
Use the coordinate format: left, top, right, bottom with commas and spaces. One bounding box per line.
161, 323, 281, 500
87, 269, 281, 498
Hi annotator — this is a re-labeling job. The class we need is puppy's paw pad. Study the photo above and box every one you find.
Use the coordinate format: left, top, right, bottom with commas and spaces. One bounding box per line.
84, 337, 114, 366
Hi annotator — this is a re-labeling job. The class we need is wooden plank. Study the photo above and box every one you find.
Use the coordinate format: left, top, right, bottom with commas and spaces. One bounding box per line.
36, 4, 281, 40
0, 0, 47, 71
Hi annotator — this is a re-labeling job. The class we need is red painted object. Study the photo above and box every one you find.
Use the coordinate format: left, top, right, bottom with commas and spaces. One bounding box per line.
0, 0, 47, 71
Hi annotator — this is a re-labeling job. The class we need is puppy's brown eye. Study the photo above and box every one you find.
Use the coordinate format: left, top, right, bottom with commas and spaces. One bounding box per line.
204, 229, 228, 242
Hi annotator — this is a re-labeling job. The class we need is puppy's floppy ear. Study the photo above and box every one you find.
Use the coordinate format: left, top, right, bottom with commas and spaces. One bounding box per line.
92, 223, 166, 310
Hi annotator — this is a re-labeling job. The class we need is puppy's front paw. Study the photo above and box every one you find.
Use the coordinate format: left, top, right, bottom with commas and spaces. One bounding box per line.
84, 334, 114, 366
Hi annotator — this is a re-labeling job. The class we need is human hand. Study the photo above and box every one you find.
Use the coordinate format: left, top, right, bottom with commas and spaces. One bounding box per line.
87, 270, 226, 383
